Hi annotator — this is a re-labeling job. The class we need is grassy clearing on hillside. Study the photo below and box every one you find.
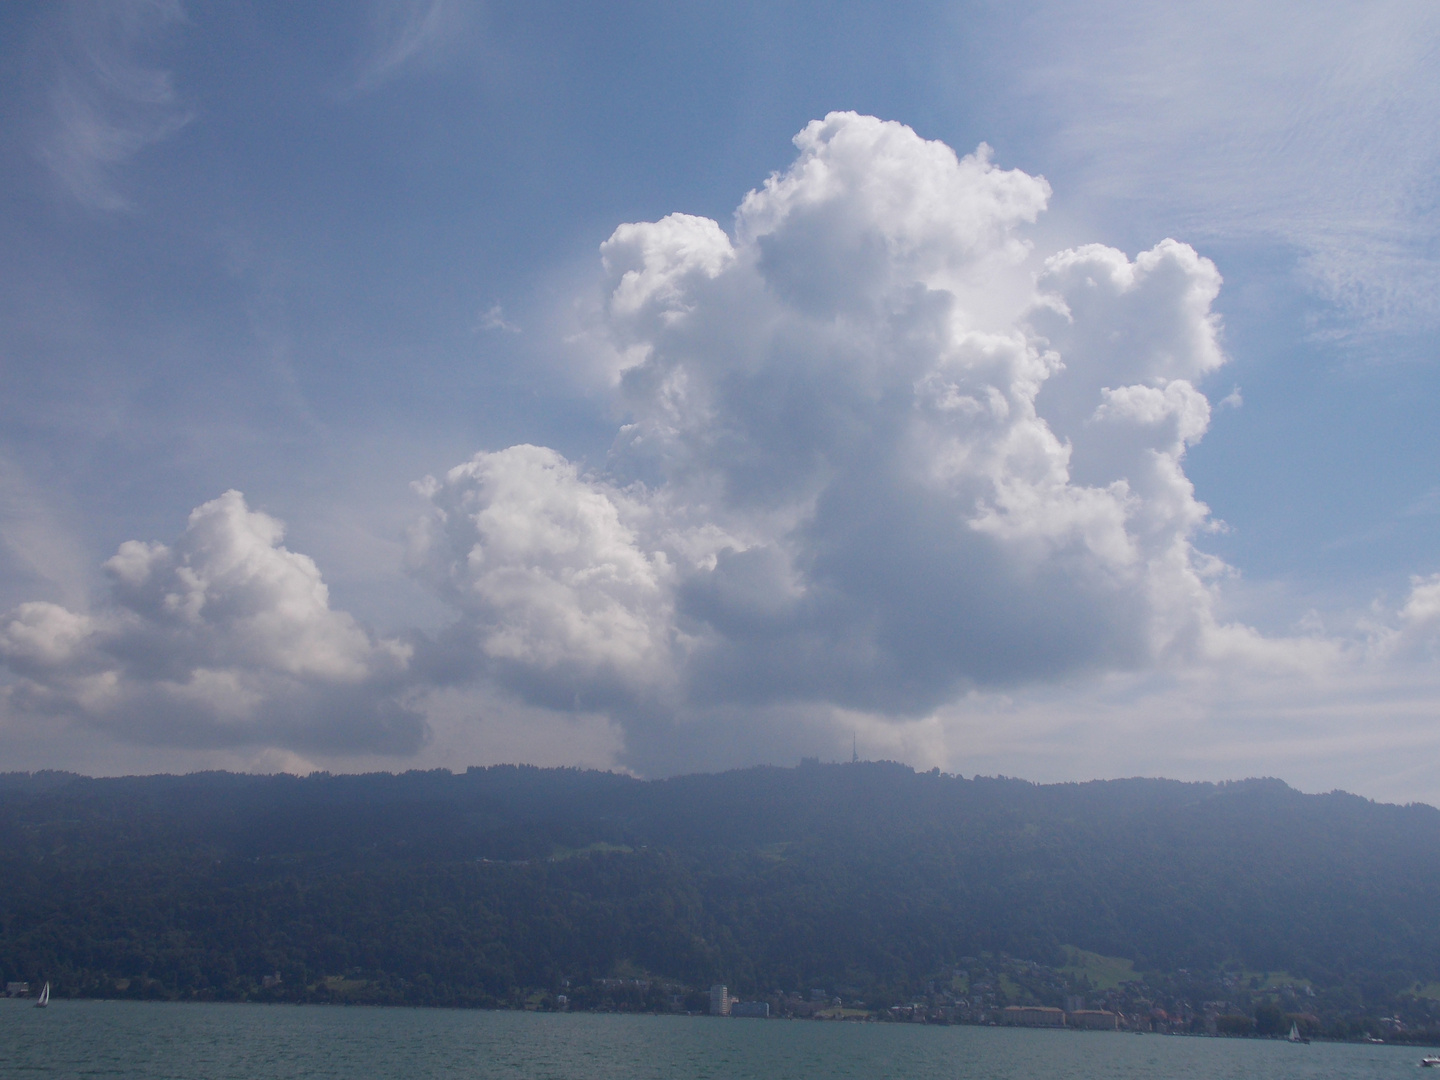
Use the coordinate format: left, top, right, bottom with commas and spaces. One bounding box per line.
1059, 947, 1138, 991
548, 842, 633, 861
1238, 970, 1312, 991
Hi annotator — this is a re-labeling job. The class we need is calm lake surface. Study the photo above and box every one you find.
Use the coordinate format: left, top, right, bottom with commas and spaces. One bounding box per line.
3, 999, 1436, 1080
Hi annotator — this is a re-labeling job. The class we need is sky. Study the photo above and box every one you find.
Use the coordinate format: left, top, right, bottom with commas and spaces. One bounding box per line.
3, 0, 1440, 802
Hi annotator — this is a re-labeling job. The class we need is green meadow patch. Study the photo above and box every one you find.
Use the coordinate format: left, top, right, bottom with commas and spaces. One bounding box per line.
1059, 947, 1138, 991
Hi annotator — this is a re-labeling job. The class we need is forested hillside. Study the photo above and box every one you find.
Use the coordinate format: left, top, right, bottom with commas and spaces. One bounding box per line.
2, 764, 1439, 1035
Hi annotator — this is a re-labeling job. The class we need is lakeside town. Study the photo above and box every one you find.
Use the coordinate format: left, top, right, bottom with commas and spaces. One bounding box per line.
7, 946, 1434, 1045
540, 951, 1439, 1043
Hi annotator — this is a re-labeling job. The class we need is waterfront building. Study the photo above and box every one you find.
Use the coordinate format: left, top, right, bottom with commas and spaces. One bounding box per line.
1000, 1006, 1066, 1027
709, 984, 731, 1016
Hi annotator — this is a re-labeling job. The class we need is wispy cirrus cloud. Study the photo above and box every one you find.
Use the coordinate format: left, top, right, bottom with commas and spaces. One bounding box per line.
345, 0, 472, 97
476, 303, 520, 333
1002, 0, 1440, 335
0, 454, 91, 612
37, 0, 193, 212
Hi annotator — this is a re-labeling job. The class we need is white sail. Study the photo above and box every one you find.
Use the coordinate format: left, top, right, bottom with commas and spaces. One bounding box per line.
35, 982, 49, 1008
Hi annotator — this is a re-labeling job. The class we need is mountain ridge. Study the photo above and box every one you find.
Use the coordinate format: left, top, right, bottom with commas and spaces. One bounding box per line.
1, 763, 1438, 1037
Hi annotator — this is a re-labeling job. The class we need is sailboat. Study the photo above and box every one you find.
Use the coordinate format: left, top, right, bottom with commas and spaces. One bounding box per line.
1287, 1021, 1308, 1044
34, 982, 49, 1008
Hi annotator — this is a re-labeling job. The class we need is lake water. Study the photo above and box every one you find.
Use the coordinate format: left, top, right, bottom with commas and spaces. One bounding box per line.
2, 999, 1435, 1080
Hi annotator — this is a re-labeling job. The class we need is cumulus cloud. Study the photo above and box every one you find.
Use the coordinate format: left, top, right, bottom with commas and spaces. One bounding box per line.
405, 113, 1268, 770
0, 491, 420, 753
1381, 574, 1440, 664
409, 445, 676, 707
38, 0, 194, 212
14, 112, 1440, 783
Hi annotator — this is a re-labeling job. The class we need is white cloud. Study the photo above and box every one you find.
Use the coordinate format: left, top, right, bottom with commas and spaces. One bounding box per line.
477, 303, 520, 333
38, 0, 194, 212
0, 454, 92, 610
395, 113, 1440, 787
405, 113, 1276, 771
409, 445, 676, 705
1005, 0, 1440, 333
0, 491, 420, 753
346, 0, 471, 96
13, 110, 1440, 793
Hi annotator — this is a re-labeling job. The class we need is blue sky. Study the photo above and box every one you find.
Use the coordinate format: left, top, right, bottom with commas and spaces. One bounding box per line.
3, 0, 1440, 801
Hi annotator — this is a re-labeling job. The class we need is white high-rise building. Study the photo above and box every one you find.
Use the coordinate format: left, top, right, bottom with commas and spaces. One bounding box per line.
709, 984, 730, 1016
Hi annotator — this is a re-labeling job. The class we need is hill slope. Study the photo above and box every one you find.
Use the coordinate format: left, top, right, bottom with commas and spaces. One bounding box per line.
1, 764, 1438, 1033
